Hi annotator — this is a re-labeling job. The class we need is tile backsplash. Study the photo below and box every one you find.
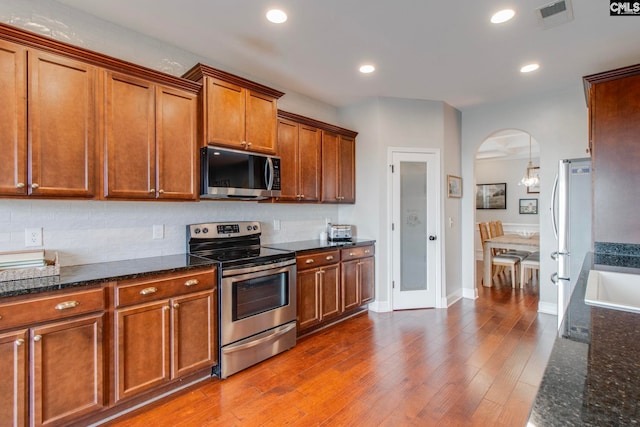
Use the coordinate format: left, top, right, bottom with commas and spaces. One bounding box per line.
0, 200, 339, 266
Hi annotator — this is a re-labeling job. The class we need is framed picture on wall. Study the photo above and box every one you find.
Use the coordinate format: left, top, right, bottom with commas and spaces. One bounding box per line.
526, 167, 540, 194
519, 198, 538, 214
476, 183, 506, 209
447, 175, 462, 198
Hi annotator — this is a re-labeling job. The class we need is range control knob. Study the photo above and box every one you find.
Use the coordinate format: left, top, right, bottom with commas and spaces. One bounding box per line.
194, 228, 201, 234
247, 225, 252, 231
253, 225, 258, 230
202, 228, 209, 234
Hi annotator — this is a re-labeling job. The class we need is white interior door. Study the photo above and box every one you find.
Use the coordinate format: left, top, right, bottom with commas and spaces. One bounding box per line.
391, 150, 440, 310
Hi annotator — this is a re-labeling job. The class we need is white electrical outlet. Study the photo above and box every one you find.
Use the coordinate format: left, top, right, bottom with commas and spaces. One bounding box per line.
273, 219, 281, 231
25, 228, 43, 247
152, 224, 164, 240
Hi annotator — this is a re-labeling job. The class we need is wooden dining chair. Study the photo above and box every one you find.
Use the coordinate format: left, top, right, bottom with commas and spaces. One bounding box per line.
490, 220, 530, 259
479, 222, 521, 288
520, 252, 540, 288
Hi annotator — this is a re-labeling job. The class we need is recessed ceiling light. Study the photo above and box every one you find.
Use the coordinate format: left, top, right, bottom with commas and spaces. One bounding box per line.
266, 9, 287, 24
491, 9, 516, 24
520, 63, 540, 73
359, 64, 375, 74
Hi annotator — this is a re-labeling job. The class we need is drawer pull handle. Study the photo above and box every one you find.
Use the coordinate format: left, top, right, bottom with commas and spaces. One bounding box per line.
15, 339, 24, 346
184, 279, 199, 287
364, 250, 370, 254
326, 255, 334, 261
33, 335, 42, 342
349, 252, 355, 256
140, 287, 158, 295
305, 259, 315, 264
55, 301, 79, 310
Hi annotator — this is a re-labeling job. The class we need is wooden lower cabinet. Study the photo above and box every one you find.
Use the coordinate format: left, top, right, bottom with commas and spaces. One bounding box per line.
31, 314, 104, 426
0, 329, 27, 427
114, 269, 217, 403
296, 245, 375, 336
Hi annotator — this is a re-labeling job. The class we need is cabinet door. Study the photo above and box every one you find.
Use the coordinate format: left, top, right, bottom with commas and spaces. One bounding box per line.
31, 314, 104, 426
341, 259, 360, 312
0, 329, 27, 427
276, 118, 299, 201
171, 291, 216, 378
338, 135, 356, 203
297, 268, 320, 331
319, 264, 341, 321
29, 50, 96, 197
0, 40, 27, 196
156, 85, 197, 200
205, 78, 245, 149
104, 72, 156, 199
245, 90, 277, 154
321, 131, 339, 202
115, 301, 170, 402
359, 257, 375, 304
298, 125, 321, 202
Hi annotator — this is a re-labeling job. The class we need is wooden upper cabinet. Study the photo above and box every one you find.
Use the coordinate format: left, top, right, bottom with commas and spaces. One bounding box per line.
29, 50, 97, 197
156, 86, 198, 200
276, 117, 321, 202
0, 39, 27, 196
104, 72, 156, 199
321, 131, 356, 203
104, 73, 198, 200
183, 63, 284, 154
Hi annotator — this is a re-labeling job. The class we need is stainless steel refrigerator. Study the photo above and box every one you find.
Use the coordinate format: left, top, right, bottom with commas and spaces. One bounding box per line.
551, 158, 592, 329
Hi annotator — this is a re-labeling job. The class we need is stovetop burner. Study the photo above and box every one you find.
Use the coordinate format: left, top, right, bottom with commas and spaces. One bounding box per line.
187, 221, 294, 269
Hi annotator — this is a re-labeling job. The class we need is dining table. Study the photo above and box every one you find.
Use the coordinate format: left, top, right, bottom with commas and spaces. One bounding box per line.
483, 234, 540, 287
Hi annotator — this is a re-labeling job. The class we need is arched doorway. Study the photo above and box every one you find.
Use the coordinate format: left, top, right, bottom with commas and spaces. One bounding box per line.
474, 129, 540, 294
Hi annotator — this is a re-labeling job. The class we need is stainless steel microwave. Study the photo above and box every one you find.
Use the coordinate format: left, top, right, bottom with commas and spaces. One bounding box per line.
200, 147, 281, 200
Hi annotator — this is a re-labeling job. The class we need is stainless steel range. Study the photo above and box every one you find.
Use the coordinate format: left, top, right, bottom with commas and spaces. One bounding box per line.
187, 221, 296, 378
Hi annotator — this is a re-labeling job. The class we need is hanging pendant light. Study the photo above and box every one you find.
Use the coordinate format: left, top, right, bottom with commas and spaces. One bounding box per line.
520, 135, 539, 187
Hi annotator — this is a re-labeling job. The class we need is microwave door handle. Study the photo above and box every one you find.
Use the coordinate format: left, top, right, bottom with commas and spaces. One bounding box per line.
266, 157, 274, 190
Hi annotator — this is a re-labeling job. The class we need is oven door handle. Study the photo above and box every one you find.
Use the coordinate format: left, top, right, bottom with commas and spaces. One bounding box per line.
222, 322, 296, 354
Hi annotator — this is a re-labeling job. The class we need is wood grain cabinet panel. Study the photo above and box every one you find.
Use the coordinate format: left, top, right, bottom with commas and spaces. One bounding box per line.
0, 39, 27, 196
205, 78, 246, 149
0, 329, 27, 427
341, 246, 375, 312
105, 72, 197, 200
321, 132, 355, 203
31, 314, 104, 427
245, 90, 278, 154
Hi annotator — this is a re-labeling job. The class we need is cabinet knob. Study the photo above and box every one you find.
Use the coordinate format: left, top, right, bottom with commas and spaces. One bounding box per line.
149, 188, 155, 193
241, 141, 247, 146
305, 259, 315, 264
55, 301, 79, 310
140, 287, 158, 295
31, 183, 39, 189
184, 279, 199, 287
158, 189, 164, 194
326, 255, 334, 261
163, 306, 170, 311
16, 182, 25, 189
247, 142, 252, 147
173, 303, 180, 309
33, 335, 42, 342
15, 339, 24, 346
300, 194, 305, 199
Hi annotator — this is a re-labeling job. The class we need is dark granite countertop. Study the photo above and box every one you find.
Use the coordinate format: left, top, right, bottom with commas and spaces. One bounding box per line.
529, 250, 640, 426
0, 254, 215, 299
263, 238, 375, 254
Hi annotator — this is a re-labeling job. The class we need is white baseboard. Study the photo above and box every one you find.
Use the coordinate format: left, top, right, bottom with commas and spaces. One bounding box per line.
443, 290, 463, 307
462, 287, 478, 300
367, 300, 392, 313
537, 301, 558, 316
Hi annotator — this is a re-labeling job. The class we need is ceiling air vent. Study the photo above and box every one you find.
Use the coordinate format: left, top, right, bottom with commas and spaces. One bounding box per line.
536, 0, 574, 28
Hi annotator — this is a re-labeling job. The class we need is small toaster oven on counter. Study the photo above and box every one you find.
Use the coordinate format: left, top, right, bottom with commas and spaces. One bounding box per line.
328, 224, 352, 241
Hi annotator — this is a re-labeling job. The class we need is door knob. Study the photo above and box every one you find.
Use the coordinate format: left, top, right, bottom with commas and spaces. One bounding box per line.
428, 235, 437, 241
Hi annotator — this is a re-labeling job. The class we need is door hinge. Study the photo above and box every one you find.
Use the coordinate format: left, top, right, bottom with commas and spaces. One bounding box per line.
392, 280, 395, 289
391, 223, 395, 231
390, 164, 395, 173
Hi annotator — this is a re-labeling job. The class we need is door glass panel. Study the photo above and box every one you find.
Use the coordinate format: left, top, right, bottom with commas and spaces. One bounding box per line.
400, 161, 427, 291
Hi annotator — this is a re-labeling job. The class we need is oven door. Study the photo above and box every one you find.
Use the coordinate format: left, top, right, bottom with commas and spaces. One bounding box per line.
221, 259, 296, 346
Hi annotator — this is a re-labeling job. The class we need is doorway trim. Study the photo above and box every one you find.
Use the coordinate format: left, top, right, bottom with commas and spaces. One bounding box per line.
387, 147, 444, 309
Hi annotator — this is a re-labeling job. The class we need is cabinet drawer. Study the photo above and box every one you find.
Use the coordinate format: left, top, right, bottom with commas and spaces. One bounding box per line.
116, 268, 215, 308
297, 250, 340, 271
341, 245, 375, 260
0, 287, 104, 331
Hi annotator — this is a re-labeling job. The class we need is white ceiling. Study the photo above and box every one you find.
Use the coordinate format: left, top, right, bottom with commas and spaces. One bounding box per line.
54, 0, 640, 111
476, 130, 539, 161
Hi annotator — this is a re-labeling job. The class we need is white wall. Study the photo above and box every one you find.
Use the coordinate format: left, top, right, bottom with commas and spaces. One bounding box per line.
0, 0, 343, 266
461, 87, 589, 314
339, 97, 462, 310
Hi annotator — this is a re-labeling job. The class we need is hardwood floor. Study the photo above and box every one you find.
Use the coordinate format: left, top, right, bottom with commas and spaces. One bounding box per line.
105, 270, 556, 427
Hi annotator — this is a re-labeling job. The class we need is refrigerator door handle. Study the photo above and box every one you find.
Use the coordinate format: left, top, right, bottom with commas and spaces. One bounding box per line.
551, 272, 559, 285
551, 173, 559, 239
551, 251, 558, 260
